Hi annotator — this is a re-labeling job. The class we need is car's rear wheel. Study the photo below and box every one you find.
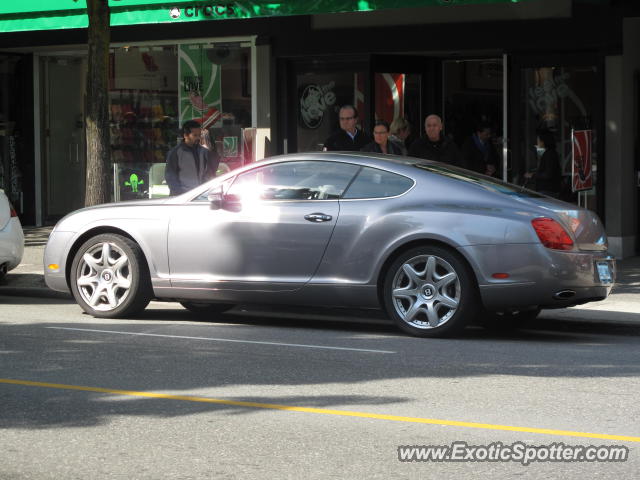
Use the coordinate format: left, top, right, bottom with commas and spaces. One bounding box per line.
70, 233, 152, 318
180, 302, 235, 316
383, 246, 478, 338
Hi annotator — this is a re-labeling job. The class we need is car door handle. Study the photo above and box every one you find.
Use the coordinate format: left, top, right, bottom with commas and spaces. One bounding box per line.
304, 213, 333, 223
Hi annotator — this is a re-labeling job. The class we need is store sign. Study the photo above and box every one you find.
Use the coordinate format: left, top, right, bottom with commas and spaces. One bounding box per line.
179, 44, 222, 128
0, 0, 534, 32
299, 82, 336, 129
571, 129, 593, 192
167, 5, 237, 19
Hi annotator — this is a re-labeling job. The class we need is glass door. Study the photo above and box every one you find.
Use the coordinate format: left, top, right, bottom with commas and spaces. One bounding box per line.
42, 55, 87, 221
442, 58, 504, 176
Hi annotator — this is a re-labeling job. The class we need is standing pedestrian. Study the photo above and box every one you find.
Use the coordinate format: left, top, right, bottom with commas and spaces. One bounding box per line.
165, 120, 220, 196
323, 105, 372, 151
408, 114, 462, 166
361, 120, 403, 155
461, 121, 499, 176
524, 129, 562, 197
389, 117, 411, 155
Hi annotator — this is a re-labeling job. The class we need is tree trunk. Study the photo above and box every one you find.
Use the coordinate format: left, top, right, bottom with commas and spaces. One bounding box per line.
85, 0, 111, 207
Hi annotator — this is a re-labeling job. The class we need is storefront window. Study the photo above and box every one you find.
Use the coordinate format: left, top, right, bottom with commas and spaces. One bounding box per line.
295, 59, 366, 152
0, 54, 28, 217
515, 65, 598, 209
110, 42, 252, 200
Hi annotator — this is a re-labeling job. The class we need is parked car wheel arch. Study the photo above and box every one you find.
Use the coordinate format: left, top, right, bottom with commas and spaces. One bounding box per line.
65, 227, 151, 290
376, 239, 480, 311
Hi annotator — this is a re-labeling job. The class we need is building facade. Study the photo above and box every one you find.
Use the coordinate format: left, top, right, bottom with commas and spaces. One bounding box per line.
0, 0, 638, 257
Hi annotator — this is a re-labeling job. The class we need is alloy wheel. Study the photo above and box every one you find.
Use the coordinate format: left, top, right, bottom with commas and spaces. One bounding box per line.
76, 241, 132, 312
391, 254, 461, 329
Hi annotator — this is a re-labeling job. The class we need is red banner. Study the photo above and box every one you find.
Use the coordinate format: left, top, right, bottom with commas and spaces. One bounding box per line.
572, 129, 593, 192
354, 73, 405, 126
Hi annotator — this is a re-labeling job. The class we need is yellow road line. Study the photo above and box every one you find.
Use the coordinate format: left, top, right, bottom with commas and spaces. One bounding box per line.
2, 378, 639, 443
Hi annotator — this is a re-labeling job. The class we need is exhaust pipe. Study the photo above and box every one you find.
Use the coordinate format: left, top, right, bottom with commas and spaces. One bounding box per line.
553, 289, 576, 300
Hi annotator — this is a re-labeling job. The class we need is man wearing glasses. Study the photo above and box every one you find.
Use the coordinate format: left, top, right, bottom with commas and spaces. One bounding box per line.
323, 105, 372, 151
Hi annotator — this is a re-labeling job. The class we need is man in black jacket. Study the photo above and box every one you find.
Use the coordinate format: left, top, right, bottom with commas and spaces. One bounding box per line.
408, 114, 462, 166
461, 121, 499, 176
323, 105, 372, 151
165, 120, 220, 196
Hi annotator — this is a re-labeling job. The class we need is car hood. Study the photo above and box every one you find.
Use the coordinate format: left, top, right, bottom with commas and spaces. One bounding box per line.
52, 198, 172, 232
63, 198, 170, 216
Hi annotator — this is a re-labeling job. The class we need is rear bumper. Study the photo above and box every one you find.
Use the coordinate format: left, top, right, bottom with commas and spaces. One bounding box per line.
459, 244, 615, 310
0, 217, 24, 271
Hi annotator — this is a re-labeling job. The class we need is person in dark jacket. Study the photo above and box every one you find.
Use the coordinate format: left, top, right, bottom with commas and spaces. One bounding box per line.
361, 120, 404, 155
524, 129, 562, 197
461, 121, 499, 176
165, 120, 220, 196
408, 114, 462, 166
323, 105, 372, 151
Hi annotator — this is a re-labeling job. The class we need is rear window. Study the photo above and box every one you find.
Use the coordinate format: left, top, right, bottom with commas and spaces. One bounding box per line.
414, 163, 545, 198
343, 167, 414, 199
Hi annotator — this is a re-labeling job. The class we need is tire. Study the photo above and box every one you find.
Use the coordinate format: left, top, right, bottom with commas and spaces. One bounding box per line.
180, 302, 235, 317
70, 233, 152, 318
382, 245, 478, 338
478, 308, 541, 331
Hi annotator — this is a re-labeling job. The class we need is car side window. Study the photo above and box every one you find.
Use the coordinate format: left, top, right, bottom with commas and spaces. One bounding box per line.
227, 161, 359, 201
342, 167, 414, 199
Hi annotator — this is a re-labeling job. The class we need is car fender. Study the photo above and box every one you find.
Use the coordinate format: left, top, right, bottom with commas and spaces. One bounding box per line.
63, 216, 169, 283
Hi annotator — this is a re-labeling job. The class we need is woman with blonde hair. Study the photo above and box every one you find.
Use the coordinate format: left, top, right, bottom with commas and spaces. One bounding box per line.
389, 117, 411, 155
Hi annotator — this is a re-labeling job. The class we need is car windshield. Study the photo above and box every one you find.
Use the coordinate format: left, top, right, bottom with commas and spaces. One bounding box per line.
414, 163, 545, 198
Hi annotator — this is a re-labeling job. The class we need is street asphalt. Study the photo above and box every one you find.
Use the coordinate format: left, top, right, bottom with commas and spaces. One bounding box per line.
1, 226, 639, 325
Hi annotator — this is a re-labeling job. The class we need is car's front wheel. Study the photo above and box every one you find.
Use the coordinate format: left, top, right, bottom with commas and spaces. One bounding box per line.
70, 233, 152, 318
383, 246, 478, 338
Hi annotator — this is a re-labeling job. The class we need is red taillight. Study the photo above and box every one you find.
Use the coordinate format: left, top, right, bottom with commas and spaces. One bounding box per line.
531, 218, 574, 251
9, 204, 17, 217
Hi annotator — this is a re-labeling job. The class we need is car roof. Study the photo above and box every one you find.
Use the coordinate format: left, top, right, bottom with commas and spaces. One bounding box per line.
258, 151, 435, 176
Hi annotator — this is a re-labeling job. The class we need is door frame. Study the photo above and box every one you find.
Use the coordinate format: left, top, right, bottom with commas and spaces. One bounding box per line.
40, 54, 87, 224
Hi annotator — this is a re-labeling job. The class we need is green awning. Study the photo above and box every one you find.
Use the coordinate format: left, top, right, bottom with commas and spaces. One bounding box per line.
1, 0, 531, 33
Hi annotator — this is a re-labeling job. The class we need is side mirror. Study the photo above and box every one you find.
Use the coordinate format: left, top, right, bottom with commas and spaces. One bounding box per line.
207, 186, 223, 210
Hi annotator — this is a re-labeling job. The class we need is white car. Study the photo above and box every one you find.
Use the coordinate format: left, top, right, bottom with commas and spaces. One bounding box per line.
0, 189, 24, 280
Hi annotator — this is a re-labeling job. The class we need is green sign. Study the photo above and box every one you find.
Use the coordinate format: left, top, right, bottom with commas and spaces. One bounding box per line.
179, 44, 223, 128
124, 173, 144, 192
1, 0, 531, 33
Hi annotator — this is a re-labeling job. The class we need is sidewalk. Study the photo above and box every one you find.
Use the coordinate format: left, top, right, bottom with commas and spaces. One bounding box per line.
2, 226, 639, 322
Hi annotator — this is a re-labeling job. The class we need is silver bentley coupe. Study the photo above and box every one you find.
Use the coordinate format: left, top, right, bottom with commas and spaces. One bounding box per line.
44, 152, 615, 337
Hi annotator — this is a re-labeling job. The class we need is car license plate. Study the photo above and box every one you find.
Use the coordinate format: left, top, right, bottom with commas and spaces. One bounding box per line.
596, 261, 613, 284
